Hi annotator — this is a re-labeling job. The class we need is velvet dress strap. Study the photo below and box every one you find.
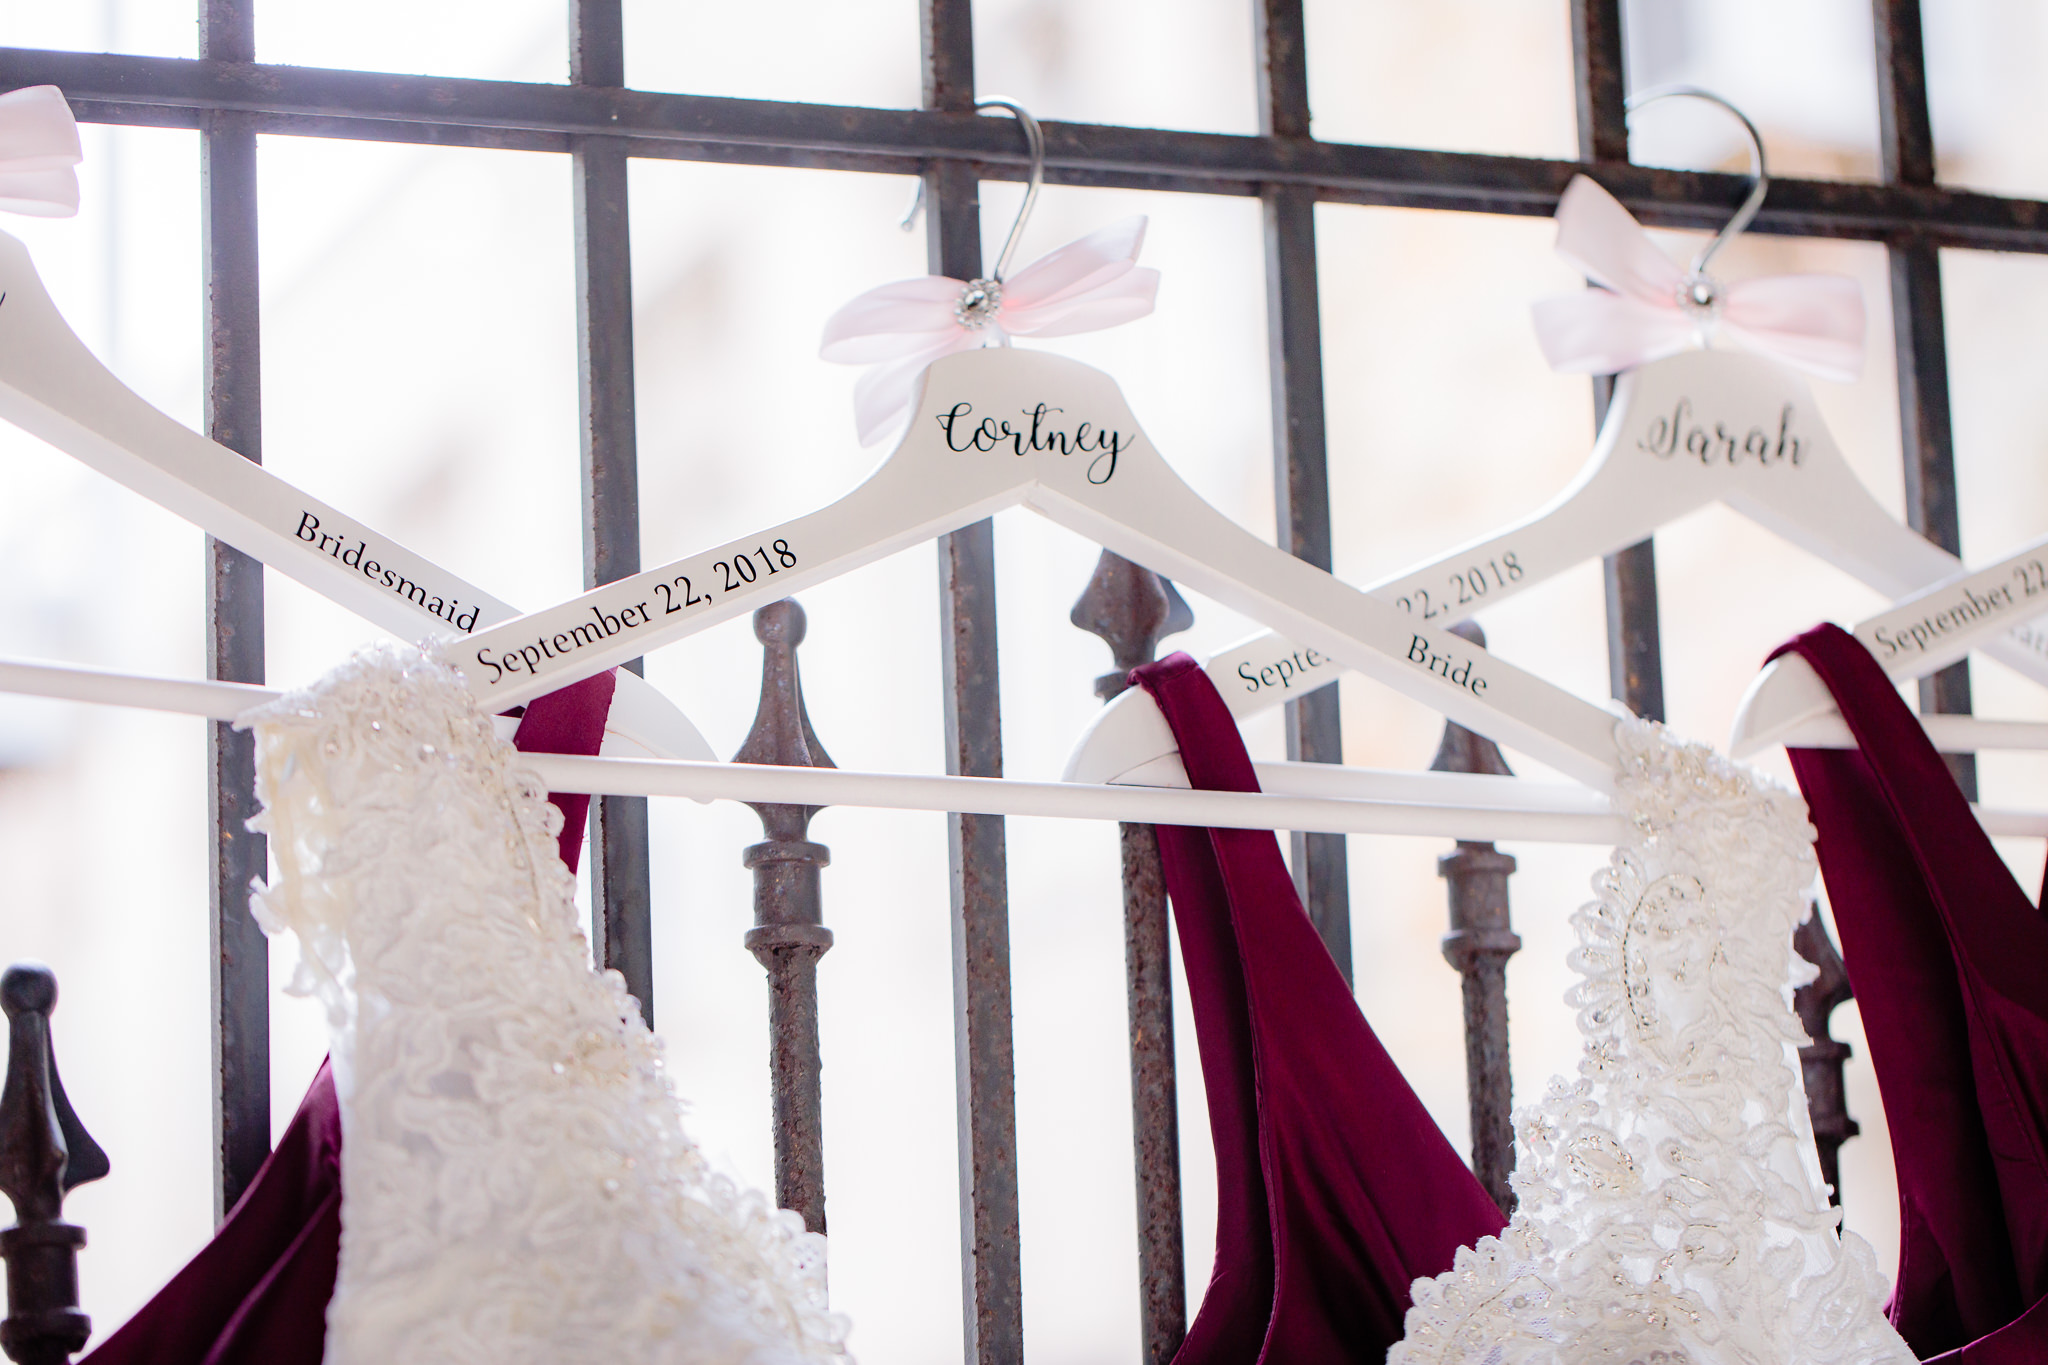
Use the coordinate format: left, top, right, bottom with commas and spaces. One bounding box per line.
1129, 653, 1504, 1364
1774, 623, 2048, 1361
80, 669, 620, 1365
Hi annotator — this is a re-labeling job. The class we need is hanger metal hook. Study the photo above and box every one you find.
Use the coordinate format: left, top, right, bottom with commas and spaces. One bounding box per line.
973, 98, 1045, 282
897, 98, 1047, 283
1624, 84, 1770, 279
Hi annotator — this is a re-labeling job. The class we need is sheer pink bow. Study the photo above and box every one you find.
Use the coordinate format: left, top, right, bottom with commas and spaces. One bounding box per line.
821, 215, 1161, 445
0, 87, 81, 218
1530, 175, 1863, 383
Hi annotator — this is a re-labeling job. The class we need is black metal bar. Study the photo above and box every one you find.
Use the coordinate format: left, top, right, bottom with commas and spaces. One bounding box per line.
1570, 2, 1670, 723
1602, 537, 1667, 721
922, 5, 1022, 1359
0, 964, 108, 1365
568, 0, 656, 1024
1070, 552, 1190, 1365
1792, 912, 1861, 1206
1569, 0, 1629, 165
199, 0, 269, 1222
1875, 0, 1976, 797
12, 50, 2048, 250
1256, 0, 1351, 981
1429, 625, 1521, 1215
734, 601, 836, 1234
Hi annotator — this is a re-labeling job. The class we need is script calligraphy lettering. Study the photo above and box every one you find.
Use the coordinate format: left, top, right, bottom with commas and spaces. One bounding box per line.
935, 401, 1129, 484
1636, 399, 1803, 468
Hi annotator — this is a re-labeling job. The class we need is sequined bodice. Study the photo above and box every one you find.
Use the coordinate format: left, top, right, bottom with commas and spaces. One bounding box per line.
1392, 718, 1912, 1365
243, 645, 851, 1365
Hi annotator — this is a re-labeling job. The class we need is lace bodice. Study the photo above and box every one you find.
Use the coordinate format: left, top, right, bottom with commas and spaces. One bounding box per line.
241, 645, 850, 1365
1392, 717, 1911, 1365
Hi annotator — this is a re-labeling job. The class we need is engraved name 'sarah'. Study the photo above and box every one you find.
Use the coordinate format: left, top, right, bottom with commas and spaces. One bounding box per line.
1637, 399, 1804, 467
937, 402, 1129, 485
296, 512, 480, 631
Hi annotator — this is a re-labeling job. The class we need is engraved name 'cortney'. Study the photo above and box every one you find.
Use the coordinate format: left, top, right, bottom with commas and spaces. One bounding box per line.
1637, 399, 1803, 468
938, 402, 1128, 484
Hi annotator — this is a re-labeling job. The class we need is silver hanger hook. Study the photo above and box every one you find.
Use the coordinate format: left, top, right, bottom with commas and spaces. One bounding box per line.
897, 98, 1047, 283
974, 98, 1046, 282
1624, 84, 1769, 277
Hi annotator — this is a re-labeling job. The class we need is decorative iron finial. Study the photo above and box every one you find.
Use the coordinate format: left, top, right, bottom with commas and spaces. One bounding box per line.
0, 962, 106, 1365
734, 598, 836, 834
1792, 910, 1860, 1206
1069, 551, 1193, 699
1429, 622, 1521, 1215
732, 600, 836, 1234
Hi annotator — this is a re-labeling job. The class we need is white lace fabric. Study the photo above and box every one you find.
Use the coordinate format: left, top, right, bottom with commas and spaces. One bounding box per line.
1392, 717, 1911, 1365
241, 644, 851, 1365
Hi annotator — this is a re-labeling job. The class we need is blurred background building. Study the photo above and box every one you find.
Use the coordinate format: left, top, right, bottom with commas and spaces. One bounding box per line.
1, 1, 2045, 1359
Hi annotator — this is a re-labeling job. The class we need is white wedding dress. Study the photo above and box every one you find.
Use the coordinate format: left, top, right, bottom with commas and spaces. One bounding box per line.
242, 644, 851, 1365
1392, 717, 1912, 1365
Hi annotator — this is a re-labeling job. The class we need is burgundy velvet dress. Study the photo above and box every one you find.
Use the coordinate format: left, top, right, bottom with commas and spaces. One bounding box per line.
1129, 654, 1505, 1364
81, 669, 618, 1365
1774, 623, 2048, 1362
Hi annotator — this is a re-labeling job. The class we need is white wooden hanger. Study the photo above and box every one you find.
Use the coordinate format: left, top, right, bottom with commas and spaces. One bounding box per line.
1063, 91, 2047, 788
0, 228, 711, 761
443, 103, 1617, 792
1731, 529, 2048, 756
448, 343, 1629, 791
1060, 348, 2044, 782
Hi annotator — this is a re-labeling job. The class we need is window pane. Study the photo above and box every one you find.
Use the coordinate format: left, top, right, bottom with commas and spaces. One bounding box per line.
1622, 0, 1882, 184
1304, 0, 1578, 158
0, 0, 193, 60
972, 0, 1258, 135
259, 0, 565, 83
1924, 3, 2048, 199
625, 0, 919, 109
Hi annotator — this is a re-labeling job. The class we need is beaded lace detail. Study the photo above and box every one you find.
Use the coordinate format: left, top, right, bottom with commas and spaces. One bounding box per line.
242, 645, 850, 1365
1391, 716, 1910, 1365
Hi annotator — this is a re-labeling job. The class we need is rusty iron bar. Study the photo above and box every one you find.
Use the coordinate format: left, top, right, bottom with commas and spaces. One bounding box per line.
0, 964, 109, 1365
199, 0, 270, 1221
19, 48, 2048, 252
1570, 0, 1670, 725
921, 3, 1023, 1356
1429, 622, 1522, 1215
1875, 0, 1977, 799
1256, 0, 1352, 983
734, 600, 837, 1235
1792, 911, 1861, 1207
570, 0, 657, 1023
1070, 550, 1192, 1365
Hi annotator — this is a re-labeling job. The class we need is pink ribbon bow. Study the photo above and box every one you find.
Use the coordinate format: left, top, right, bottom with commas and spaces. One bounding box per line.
0, 87, 81, 218
821, 215, 1161, 445
1530, 175, 1863, 383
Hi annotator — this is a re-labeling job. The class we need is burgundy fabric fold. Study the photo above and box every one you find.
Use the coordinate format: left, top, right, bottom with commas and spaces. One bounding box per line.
511, 667, 619, 875
1773, 623, 2048, 1362
1131, 653, 1505, 1364
82, 669, 621, 1363
80, 1062, 341, 1365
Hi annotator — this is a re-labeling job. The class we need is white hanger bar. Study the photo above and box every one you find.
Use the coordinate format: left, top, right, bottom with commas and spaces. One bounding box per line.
0, 230, 710, 763
13, 653, 2047, 840
1731, 530, 2048, 757
452, 348, 1626, 790
1066, 349, 2048, 784
1763, 711, 2048, 754
0, 654, 1619, 842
